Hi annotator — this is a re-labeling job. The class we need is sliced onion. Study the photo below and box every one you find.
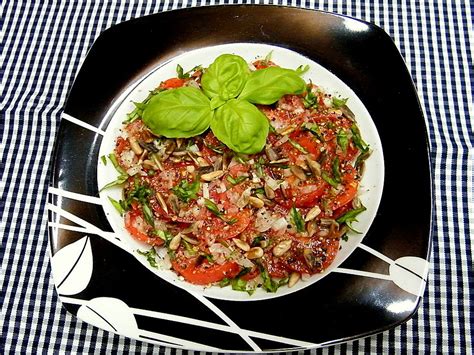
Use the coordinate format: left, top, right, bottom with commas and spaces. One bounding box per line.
271, 217, 288, 231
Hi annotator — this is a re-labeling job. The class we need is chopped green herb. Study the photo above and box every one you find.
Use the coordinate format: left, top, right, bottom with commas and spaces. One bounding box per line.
101, 155, 107, 165
254, 188, 265, 195
322, 171, 339, 188
137, 248, 158, 268
171, 178, 200, 202
107, 153, 127, 175
176, 64, 189, 79
204, 198, 222, 216
302, 122, 323, 141
204, 198, 237, 225
336, 205, 367, 225
351, 124, 369, 152
182, 239, 197, 255
100, 174, 128, 191
341, 234, 349, 242
288, 138, 308, 154
255, 156, 266, 178
337, 130, 348, 153
108, 196, 125, 215
332, 157, 342, 183
332, 96, 348, 108
204, 143, 225, 154
295, 64, 310, 75
303, 85, 318, 109
259, 265, 279, 293
201, 253, 214, 263
337, 205, 367, 234
226, 175, 248, 185
219, 278, 231, 287
231, 278, 254, 295
155, 230, 174, 247
290, 207, 305, 233
142, 203, 155, 226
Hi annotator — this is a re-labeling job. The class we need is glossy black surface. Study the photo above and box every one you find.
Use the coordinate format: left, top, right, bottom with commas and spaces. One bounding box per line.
50, 5, 431, 350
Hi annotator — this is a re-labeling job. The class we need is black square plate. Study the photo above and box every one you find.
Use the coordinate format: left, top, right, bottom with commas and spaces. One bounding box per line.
48, 5, 431, 352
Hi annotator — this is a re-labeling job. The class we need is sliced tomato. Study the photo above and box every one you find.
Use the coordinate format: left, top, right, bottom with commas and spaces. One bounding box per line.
331, 167, 359, 210
115, 137, 129, 155
124, 209, 163, 246
293, 181, 328, 208
161, 77, 186, 89
171, 257, 240, 285
204, 209, 252, 240
240, 267, 260, 281
289, 131, 321, 158
320, 238, 340, 270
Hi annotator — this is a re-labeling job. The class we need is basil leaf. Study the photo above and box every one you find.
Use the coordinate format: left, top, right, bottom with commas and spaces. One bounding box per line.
290, 207, 306, 233
238, 67, 306, 105
142, 87, 212, 138
211, 99, 269, 154
201, 54, 250, 101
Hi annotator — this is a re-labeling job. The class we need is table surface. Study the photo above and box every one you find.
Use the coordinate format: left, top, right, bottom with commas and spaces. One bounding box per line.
1, 1, 472, 353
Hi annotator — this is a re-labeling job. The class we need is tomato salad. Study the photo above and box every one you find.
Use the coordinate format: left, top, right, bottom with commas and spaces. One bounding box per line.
104, 55, 370, 294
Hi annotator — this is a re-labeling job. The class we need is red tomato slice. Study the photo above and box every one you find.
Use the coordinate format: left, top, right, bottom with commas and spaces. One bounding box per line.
289, 131, 321, 158
240, 267, 260, 281
161, 78, 186, 89
172, 258, 240, 285
124, 210, 163, 246
204, 209, 252, 240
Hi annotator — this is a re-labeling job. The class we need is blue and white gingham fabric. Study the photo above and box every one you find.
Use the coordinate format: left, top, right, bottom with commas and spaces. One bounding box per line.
1, 1, 472, 353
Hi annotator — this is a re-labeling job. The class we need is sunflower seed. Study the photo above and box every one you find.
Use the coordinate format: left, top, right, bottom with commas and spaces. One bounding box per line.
288, 272, 300, 288
234, 239, 250, 251
201, 170, 224, 181
305, 206, 321, 221
246, 247, 264, 259
272, 240, 292, 257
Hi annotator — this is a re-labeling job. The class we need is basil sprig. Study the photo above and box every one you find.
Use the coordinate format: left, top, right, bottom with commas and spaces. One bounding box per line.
142, 54, 307, 154
142, 87, 212, 138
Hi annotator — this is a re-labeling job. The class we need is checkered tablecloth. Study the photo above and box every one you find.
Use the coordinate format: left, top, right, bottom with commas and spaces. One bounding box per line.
1, 1, 472, 353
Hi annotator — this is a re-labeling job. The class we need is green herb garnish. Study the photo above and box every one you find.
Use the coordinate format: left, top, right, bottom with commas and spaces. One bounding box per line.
290, 207, 305, 233
332, 96, 348, 108
226, 175, 248, 185
137, 248, 158, 268
337, 130, 348, 153
171, 178, 200, 202
142, 54, 308, 154
259, 265, 279, 293
332, 157, 342, 183
351, 124, 369, 152
337, 205, 367, 234
288, 138, 308, 154
322, 171, 340, 188
108, 196, 125, 215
